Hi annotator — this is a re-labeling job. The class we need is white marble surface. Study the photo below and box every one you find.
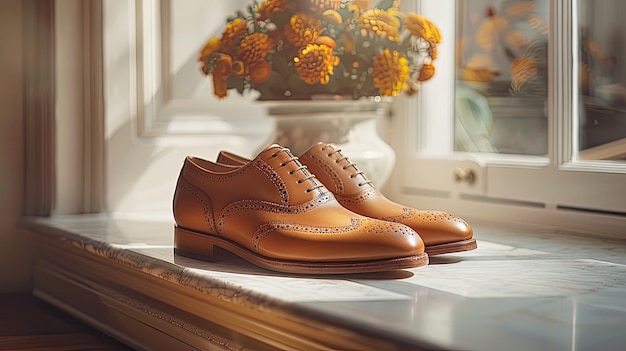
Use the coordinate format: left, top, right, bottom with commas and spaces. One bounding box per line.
24, 214, 626, 351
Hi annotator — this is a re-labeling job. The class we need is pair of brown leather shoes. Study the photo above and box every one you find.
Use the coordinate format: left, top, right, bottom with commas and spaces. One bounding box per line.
173, 143, 475, 274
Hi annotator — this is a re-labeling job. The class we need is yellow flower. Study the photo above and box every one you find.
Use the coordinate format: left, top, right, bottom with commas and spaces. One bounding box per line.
371, 49, 409, 96
404, 13, 442, 44
404, 13, 441, 59
220, 18, 248, 53
198, 37, 221, 75
198, 0, 442, 99
285, 13, 323, 47
315, 35, 337, 48
321, 9, 343, 24
257, 0, 290, 21
293, 43, 339, 84
358, 8, 401, 42
237, 33, 273, 64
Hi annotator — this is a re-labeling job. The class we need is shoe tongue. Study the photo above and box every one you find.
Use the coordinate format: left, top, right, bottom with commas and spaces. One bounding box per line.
259, 144, 324, 189
304, 143, 374, 192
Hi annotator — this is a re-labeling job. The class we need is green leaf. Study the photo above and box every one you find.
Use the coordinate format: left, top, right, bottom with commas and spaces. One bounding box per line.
375, 0, 395, 10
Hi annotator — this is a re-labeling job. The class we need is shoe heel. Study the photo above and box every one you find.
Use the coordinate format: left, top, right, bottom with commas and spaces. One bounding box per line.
174, 227, 223, 262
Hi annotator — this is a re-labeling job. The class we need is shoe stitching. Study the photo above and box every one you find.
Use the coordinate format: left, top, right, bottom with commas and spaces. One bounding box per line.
251, 219, 363, 252
187, 159, 252, 181
335, 189, 378, 207
216, 194, 336, 233
382, 209, 470, 228
379, 207, 415, 223
305, 154, 344, 194
252, 218, 416, 253
253, 158, 290, 205
176, 177, 217, 234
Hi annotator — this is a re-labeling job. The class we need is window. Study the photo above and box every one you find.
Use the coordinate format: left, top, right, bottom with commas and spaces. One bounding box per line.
47, 0, 625, 236
390, 0, 626, 237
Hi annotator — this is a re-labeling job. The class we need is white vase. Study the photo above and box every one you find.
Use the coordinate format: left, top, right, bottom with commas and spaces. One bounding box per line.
261, 99, 396, 187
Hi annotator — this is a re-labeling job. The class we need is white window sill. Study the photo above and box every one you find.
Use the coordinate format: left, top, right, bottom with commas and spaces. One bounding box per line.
21, 213, 626, 351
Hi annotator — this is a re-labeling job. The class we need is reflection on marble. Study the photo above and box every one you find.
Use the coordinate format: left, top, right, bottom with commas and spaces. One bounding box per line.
23, 214, 626, 351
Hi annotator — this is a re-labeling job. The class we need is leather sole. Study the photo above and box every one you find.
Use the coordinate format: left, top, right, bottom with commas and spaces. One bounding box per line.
174, 227, 429, 274
425, 238, 477, 256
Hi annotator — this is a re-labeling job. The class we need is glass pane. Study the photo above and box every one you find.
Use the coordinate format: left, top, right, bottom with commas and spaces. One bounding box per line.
454, 0, 549, 155
578, 0, 626, 161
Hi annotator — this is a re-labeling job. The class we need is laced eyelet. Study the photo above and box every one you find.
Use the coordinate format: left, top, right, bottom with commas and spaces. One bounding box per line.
279, 162, 286, 167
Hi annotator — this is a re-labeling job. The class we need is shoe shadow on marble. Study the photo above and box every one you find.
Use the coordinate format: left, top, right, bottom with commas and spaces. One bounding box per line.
427, 256, 464, 265
173, 248, 415, 280
426, 240, 552, 264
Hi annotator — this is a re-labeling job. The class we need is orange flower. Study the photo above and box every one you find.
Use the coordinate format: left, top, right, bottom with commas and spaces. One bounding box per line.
284, 13, 323, 47
220, 18, 248, 54
198, 37, 221, 75
404, 13, 441, 59
418, 62, 435, 81
232, 60, 246, 77
212, 54, 233, 99
315, 35, 337, 49
510, 57, 538, 92
237, 33, 273, 64
358, 8, 401, 42
371, 49, 409, 96
293, 43, 339, 84
197, 0, 441, 99
249, 60, 272, 83
257, 0, 290, 21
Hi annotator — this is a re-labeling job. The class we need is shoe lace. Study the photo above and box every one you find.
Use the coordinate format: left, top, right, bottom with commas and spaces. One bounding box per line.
322, 145, 373, 187
272, 147, 325, 193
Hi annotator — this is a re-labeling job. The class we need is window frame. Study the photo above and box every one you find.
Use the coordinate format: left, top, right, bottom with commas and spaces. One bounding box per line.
386, 0, 626, 238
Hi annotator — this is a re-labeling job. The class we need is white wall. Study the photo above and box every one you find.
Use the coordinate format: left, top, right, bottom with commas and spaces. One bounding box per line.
0, 0, 33, 293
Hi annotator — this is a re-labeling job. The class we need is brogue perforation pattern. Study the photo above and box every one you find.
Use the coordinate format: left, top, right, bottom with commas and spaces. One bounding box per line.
178, 179, 217, 234
217, 194, 336, 233
251, 218, 363, 251
307, 154, 344, 194
251, 218, 416, 252
383, 209, 471, 227
380, 207, 415, 223
336, 189, 378, 207
253, 159, 290, 205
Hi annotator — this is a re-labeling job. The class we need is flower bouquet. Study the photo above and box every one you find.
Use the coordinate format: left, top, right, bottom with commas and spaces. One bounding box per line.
198, 0, 441, 100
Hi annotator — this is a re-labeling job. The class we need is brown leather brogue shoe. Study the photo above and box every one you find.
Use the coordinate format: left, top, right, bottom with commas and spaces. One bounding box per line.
173, 144, 427, 274
217, 143, 477, 256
